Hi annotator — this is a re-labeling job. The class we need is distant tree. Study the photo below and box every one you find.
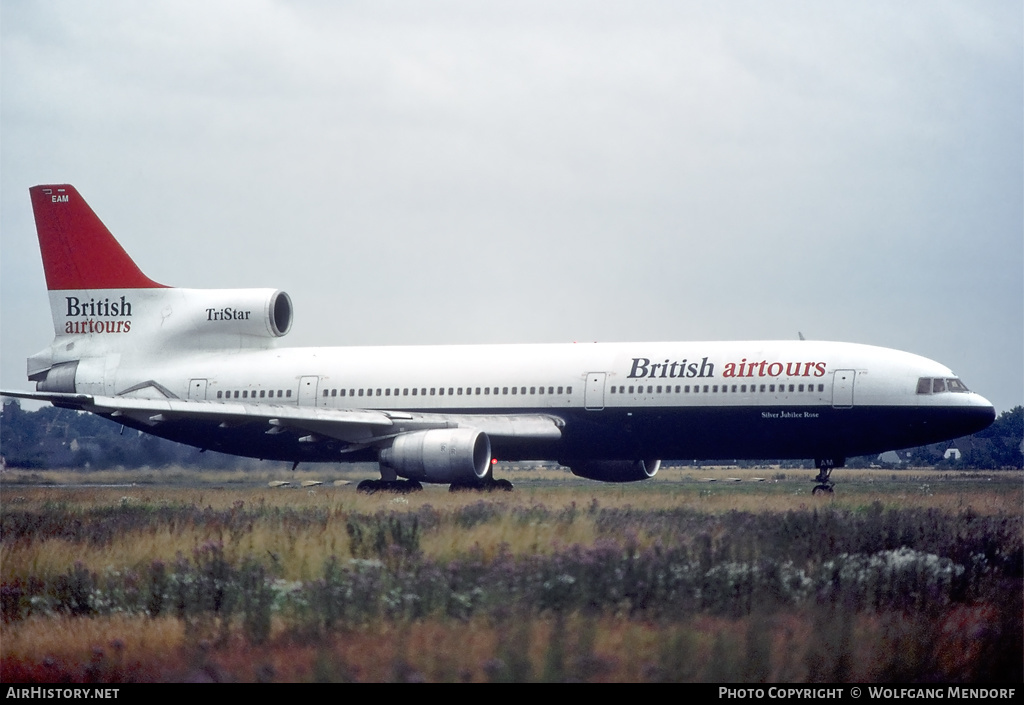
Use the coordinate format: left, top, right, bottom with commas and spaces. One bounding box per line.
2, 399, 261, 470
965, 406, 1023, 469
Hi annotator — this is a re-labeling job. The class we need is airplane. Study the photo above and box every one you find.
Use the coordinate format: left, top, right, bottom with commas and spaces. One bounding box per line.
1, 184, 996, 494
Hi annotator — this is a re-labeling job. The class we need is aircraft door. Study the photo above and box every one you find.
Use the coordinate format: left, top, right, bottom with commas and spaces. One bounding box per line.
298, 376, 319, 406
188, 379, 208, 401
832, 370, 855, 409
585, 372, 606, 411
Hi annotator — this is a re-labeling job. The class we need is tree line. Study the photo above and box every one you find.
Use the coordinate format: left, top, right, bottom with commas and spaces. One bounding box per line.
1, 399, 1021, 471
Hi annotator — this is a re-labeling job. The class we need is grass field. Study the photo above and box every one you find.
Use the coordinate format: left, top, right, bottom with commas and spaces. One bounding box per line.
1, 466, 1021, 682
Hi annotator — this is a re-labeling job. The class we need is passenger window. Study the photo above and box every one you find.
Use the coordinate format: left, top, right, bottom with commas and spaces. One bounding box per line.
566, 386, 572, 394
558, 386, 564, 394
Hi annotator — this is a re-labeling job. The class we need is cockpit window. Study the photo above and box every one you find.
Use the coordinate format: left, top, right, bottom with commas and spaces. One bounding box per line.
946, 378, 969, 393
917, 377, 970, 394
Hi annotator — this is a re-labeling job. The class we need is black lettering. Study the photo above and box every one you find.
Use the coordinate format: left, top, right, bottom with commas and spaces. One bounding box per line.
698, 357, 714, 378
629, 358, 650, 378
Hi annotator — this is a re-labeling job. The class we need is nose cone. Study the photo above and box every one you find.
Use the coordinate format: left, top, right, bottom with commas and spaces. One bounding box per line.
965, 394, 997, 435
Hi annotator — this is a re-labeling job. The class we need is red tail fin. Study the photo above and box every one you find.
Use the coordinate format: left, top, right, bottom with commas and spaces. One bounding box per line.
30, 185, 166, 290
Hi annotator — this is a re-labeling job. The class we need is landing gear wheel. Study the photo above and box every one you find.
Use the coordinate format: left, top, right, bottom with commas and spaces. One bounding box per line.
357, 479, 423, 494
448, 478, 514, 493
357, 479, 377, 494
812, 484, 835, 496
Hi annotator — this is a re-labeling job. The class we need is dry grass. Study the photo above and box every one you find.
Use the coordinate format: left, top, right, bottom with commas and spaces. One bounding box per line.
3, 470, 1021, 582
2, 468, 1021, 682
4, 608, 1011, 683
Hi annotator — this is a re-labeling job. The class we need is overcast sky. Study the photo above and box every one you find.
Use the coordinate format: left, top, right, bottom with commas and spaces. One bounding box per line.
2, 1, 1021, 414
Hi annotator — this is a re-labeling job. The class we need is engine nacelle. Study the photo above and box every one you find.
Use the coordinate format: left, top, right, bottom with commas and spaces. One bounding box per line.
175, 288, 293, 341
379, 429, 492, 484
136, 287, 293, 350
568, 459, 661, 483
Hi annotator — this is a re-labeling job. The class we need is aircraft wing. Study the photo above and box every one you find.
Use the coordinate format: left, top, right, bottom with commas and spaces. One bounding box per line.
0, 390, 564, 447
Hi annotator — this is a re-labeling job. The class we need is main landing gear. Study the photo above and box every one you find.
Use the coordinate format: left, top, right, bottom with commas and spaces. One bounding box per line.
449, 477, 514, 493
354, 477, 515, 494
812, 458, 844, 495
356, 479, 424, 494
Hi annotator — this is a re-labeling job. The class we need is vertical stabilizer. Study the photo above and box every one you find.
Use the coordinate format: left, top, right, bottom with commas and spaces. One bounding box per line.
25, 185, 291, 394
30, 185, 166, 290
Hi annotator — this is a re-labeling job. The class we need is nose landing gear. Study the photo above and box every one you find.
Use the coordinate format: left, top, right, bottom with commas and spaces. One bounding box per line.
812, 457, 844, 495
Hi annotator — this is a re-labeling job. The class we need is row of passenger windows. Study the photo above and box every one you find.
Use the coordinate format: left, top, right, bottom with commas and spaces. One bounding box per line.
611, 383, 825, 394
216, 389, 292, 399
322, 385, 572, 398
214, 382, 824, 401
